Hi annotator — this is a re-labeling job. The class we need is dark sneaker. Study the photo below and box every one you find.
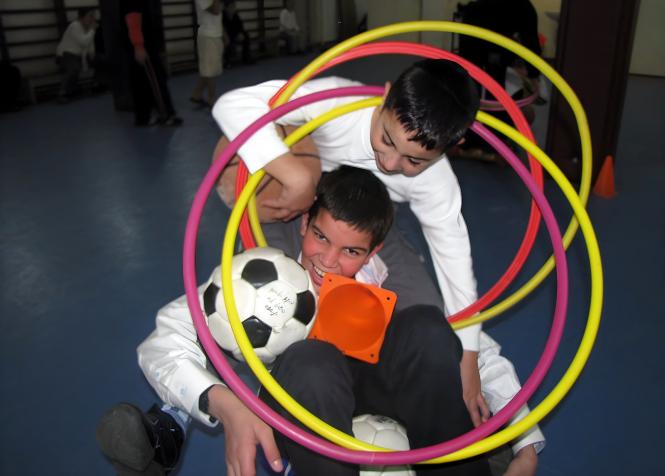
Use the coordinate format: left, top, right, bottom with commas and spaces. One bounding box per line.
96, 403, 184, 475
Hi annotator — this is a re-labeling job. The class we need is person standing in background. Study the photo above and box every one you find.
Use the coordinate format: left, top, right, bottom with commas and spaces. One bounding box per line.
222, 1, 253, 67
279, 0, 304, 54
55, 8, 97, 103
122, 0, 182, 126
190, 0, 224, 107
455, 0, 542, 160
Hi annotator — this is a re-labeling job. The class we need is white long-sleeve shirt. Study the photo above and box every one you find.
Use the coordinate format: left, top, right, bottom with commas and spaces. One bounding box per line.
212, 77, 481, 351
56, 19, 96, 58
139, 253, 544, 454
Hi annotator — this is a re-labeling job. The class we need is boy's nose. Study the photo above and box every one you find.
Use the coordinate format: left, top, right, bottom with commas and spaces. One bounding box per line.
320, 248, 340, 268
381, 152, 402, 173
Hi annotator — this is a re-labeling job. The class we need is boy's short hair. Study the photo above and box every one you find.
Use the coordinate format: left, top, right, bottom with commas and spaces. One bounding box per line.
384, 59, 480, 153
308, 166, 393, 250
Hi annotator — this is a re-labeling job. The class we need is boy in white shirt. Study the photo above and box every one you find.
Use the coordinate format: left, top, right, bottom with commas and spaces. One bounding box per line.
55, 8, 97, 102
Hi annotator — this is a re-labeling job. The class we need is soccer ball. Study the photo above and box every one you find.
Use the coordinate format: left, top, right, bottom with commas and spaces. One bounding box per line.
203, 246, 317, 364
352, 414, 415, 476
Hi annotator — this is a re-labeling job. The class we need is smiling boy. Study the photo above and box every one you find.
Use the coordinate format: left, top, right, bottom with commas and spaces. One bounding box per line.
97, 166, 491, 476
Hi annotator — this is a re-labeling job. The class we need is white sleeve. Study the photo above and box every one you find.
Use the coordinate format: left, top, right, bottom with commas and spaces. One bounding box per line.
72, 22, 96, 50
478, 333, 546, 454
137, 285, 224, 427
212, 77, 363, 173
407, 158, 481, 351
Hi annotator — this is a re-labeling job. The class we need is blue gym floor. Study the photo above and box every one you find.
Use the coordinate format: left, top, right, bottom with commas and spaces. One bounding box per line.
1, 53, 663, 475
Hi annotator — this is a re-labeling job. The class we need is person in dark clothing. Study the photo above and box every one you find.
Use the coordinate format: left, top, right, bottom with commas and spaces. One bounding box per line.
222, 0, 253, 67
458, 0, 541, 93
456, 0, 542, 160
122, 0, 182, 126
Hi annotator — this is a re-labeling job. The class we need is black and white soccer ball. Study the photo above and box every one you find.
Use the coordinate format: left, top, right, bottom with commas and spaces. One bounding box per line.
202, 246, 317, 364
352, 414, 415, 476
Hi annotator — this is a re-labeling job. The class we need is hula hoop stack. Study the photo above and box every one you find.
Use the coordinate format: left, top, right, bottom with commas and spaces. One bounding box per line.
182, 21, 603, 466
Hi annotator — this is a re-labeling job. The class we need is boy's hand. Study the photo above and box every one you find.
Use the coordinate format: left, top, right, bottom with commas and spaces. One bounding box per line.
460, 350, 490, 427
263, 152, 317, 222
504, 445, 537, 476
209, 385, 283, 476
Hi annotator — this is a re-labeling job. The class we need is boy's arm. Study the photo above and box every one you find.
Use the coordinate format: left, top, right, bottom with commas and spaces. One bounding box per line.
404, 158, 486, 420
207, 385, 283, 475
212, 77, 360, 220
460, 350, 490, 426
504, 445, 537, 476
137, 284, 224, 426
479, 332, 545, 473
137, 289, 284, 474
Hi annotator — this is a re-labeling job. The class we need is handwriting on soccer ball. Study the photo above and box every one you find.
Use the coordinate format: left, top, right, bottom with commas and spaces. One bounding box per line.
262, 286, 295, 317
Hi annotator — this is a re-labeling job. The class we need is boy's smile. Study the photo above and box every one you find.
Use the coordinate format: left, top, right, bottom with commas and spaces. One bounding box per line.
299, 209, 381, 292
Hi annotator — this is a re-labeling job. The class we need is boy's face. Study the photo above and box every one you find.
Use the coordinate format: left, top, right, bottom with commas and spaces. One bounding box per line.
299, 209, 382, 292
370, 105, 443, 177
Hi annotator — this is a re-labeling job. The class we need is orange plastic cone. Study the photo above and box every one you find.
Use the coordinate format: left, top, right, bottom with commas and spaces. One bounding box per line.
592, 155, 617, 198
309, 274, 396, 364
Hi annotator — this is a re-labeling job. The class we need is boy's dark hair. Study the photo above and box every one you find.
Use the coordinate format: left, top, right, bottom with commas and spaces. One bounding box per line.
383, 59, 480, 152
307, 166, 393, 251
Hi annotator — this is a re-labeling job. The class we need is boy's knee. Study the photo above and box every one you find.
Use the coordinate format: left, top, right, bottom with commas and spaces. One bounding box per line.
390, 305, 462, 361
271, 339, 349, 389
267, 340, 354, 419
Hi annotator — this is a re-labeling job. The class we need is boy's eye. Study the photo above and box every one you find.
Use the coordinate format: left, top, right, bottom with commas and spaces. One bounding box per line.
382, 135, 394, 147
345, 249, 360, 257
313, 231, 326, 241
407, 157, 422, 166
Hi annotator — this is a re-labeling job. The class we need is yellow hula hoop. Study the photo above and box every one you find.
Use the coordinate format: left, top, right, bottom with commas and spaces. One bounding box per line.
244, 21, 592, 329
221, 109, 603, 461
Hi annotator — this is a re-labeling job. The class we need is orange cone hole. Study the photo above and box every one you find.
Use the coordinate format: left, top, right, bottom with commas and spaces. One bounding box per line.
309, 274, 396, 363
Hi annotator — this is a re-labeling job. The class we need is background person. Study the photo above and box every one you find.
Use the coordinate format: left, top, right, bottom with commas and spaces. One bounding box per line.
222, 0, 253, 67
279, 0, 305, 54
190, 0, 224, 107
455, 0, 543, 161
55, 7, 97, 103
122, 0, 182, 126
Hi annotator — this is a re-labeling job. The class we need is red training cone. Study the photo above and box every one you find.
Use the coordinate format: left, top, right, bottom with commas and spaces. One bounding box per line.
592, 155, 617, 198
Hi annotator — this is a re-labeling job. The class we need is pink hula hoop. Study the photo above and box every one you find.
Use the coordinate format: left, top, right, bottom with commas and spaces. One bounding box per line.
184, 85, 569, 465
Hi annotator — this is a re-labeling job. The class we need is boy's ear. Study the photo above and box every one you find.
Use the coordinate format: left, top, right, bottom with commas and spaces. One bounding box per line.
364, 242, 384, 264
299, 213, 310, 237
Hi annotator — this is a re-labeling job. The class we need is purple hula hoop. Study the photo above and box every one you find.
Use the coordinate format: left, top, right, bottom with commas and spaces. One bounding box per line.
183, 85, 569, 465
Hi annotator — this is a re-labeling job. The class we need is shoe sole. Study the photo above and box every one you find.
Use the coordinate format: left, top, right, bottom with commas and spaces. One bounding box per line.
96, 403, 162, 474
